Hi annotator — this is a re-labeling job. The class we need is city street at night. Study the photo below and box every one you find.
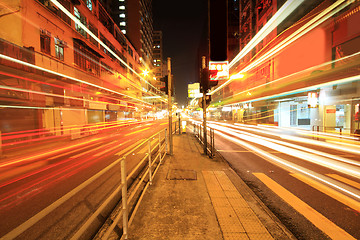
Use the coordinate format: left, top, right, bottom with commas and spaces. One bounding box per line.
1, 0, 360, 239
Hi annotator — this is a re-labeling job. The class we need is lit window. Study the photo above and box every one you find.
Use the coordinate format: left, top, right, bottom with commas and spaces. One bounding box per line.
119, 6, 125, 10
119, 13, 125, 18
120, 22, 126, 26
74, 7, 87, 38
55, 44, 64, 61
86, 0, 93, 11
121, 30, 126, 34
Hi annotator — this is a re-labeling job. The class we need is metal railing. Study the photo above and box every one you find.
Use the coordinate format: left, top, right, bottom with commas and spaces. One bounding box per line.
71, 128, 168, 240
192, 122, 215, 158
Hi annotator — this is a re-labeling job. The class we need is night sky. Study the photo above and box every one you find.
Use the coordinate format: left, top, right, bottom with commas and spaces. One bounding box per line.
152, 0, 208, 107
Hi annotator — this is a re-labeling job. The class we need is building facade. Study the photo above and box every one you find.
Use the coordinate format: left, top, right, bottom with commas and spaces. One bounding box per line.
0, 0, 154, 145
210, 0, 360, 135
111, 0, 153, 69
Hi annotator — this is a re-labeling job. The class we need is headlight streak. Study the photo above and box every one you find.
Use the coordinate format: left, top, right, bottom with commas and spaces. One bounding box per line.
210, 0, 351, 96
279, 135, 360, 155
210, 124, 360, 179
229, 0, 305, 68
213, 122, 360, 168
258, 123, 360, 141
215, 130, 360, 201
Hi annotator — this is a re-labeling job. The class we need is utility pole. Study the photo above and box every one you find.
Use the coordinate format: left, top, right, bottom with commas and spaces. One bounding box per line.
167, 57, 173, 155
202, 56, 207, 155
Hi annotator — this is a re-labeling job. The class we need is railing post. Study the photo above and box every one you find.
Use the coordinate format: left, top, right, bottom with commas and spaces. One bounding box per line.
165, 128, 168, 154
212, 128, 215, 158
121, 157, 129, 239
148, 140, 153, 185
159, 131, 162, 162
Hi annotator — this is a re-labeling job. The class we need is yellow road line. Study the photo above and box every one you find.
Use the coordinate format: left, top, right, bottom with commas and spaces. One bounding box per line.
327, 174, 360, 190
291, 173, 360, 213
124, 127, 150, 136
253, 173, 356, 240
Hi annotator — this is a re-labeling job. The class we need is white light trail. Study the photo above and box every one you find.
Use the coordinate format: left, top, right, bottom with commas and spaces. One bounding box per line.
212, 124, 360, 179
229, 0, 305, 68
50, 0, 160, 95
210, 0, 351, 96
215, 130, 360, 201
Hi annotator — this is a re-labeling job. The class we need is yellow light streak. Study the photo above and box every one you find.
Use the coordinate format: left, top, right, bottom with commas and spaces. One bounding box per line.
124, 127, 150, 136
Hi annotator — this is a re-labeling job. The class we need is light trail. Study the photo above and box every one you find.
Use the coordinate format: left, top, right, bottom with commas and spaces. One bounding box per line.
215, 130, 360, 201
0, 1, 164, 103
212, 122, 360, 168
0, 71, 153, 110
49, 0, 162, 98
210, 0, 352, 96
0, 53, 154, 107
229, 0, 305, 68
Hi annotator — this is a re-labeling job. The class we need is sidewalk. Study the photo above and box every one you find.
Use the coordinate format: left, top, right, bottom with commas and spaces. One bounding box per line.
128, 131, 295, 240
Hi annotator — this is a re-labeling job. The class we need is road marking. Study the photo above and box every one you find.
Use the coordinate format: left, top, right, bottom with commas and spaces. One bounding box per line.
291, 173, 360, 212
327, 174, 360, 190
124, 127, 150, 136
253, 172, 356, 240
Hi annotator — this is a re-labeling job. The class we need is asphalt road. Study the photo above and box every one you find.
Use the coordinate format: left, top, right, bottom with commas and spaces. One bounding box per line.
205, 121, 360, 240
0, 119, 168, 239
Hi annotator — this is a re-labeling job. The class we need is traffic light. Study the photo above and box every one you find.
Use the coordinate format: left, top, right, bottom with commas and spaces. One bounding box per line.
200, 67, 209, 93
160, 75, 168, 94
200, 67, 218, 93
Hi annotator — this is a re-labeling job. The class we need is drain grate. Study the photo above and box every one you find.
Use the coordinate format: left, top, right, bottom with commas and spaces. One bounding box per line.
167, 169, 197, 180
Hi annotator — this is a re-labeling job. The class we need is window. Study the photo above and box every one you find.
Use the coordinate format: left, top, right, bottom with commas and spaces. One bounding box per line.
86, 0, 92, 11
88, 22, 98, 46
74, 7, 87, 38
40, 34, 51, 54
55, 40, 64, 60
73, 40, 100, 76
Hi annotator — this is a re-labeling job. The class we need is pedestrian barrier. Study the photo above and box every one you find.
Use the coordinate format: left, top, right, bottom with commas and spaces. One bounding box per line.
71, 128, 168, 240
192, 122, 215, 158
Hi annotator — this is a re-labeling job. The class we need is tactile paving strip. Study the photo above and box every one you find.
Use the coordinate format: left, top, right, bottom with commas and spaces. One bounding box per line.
202, 171, 273, 240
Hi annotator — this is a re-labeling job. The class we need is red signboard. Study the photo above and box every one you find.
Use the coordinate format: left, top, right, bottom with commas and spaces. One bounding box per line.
209, 61, 229, 80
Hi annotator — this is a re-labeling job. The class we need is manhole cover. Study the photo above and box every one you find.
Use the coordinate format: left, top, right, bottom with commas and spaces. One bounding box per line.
167, 169, 197, 180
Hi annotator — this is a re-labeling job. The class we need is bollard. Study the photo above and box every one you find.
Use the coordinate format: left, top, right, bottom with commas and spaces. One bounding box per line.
121, 158, 129, 239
